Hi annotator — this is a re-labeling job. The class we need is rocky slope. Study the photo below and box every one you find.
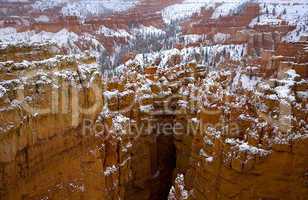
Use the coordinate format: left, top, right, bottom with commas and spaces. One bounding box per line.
0, 0, 307, 200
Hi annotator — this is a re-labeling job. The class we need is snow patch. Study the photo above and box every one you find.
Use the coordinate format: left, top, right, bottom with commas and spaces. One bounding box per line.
33, 0, 139, 18
35, 15, 50, 23
97, 26, 131, 38
213, 32, 231, 43
162, 0, 216, 24
211, 0, 250, 19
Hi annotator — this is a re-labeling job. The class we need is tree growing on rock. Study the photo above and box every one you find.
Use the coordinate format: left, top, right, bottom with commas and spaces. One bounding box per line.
272, 7, 276, 16
283, 8, 287, 15
99, 49, 112, 74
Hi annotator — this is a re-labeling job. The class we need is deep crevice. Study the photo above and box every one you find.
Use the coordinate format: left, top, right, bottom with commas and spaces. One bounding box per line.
154, 134, 177, 200
147, 113, 178, 200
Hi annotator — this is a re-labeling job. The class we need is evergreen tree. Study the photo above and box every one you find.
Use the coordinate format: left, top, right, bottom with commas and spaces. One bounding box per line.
204, 49, 208, 63
272, 7, 276, 16
99, 49, 111, 74
283, 8, 287, 15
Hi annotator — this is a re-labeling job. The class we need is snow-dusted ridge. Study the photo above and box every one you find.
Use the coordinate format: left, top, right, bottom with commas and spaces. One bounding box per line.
161, 0, 308, 42
125, 44, 246, 69
211, 0, 251, 19
161, 0, 216, 24
161, 0, 253, 24
0, 27, 104, 53
250, 1, 308, 42
33, 0, 139, 18
97, 26, 131, 38
97, 25, 166, 39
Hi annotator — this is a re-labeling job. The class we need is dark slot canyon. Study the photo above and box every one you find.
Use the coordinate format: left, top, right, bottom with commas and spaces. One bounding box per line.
124, 113, 179, 200
123, 132, 177, 200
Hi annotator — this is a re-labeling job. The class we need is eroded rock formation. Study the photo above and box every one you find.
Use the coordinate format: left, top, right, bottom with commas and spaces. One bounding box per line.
1, 37, 307, 199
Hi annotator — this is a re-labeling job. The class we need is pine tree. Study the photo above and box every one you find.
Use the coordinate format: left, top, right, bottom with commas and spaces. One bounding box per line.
283, 8, 287, 15
241, 48, 244, 57
204, 48, 208, 64
272, 7, 276, 16
99, 49, 111, 74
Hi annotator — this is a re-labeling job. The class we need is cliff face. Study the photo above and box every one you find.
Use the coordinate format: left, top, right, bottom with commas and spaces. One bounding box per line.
167, 42, 308, 200
0, 41, 179, 199
0, 43, 104, 199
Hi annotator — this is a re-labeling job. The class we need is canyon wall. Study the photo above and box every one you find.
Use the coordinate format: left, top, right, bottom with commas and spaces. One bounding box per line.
0, 42, 179, 199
